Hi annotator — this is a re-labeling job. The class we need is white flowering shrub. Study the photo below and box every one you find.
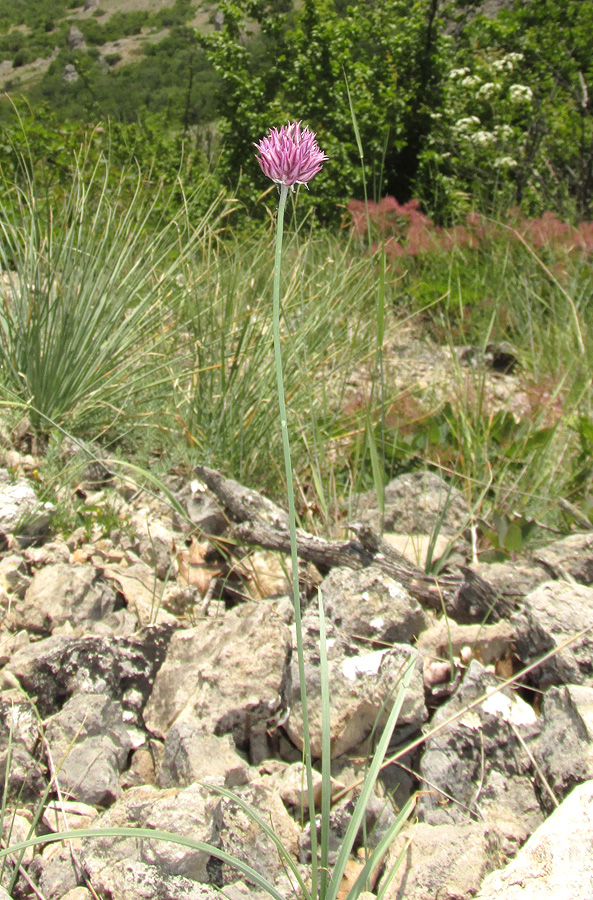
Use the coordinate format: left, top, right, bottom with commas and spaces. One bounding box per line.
415, 50, 536, 220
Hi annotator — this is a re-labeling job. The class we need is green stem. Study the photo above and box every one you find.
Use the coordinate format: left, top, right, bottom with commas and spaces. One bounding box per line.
272, 182, 319, 899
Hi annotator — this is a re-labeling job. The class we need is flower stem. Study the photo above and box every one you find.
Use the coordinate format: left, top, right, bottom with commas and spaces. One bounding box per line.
272, 183, 319, 899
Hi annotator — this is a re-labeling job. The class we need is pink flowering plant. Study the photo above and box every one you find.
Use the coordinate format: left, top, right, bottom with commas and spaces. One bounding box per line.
252, 121, 415, 900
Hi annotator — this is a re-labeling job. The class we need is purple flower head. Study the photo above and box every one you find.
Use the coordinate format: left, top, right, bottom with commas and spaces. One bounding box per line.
255, 121, 328, 188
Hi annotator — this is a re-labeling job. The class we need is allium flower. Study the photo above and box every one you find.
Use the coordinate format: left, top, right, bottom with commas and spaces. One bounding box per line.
255, 121, 328, 188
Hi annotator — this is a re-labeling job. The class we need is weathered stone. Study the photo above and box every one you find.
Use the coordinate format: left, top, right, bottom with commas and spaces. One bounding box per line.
357, 470, 469, 536
0, 553, 30, 597
417, 619, 514, 666
104, 561, 178, 628
476, 780, 593, 899
84, 783, 216, 883
158, 723, 250, 789
7, 626, 173, 719
513, 581, 593, 687
378, 822, 505, 900
240, 550, 291, 600
42, 800, 99, 834
210, 778, 300, 889
418, 661, 543, 844
320, 565, 428, 645
0, 469, 53, 537
83, 858, 221, 900
276, 761, 323, 811
0, 700, 45, 800
286, 610, 426, 758
7, 564, 122, 637
530, 684, 593, 811
44, 694, 132, 806
143, 602, 291, 758
471, 560, 548, 604
534, 532, 593, 585
67, 25, 86, 51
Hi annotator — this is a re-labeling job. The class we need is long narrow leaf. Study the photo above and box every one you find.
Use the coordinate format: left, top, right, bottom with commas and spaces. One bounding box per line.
0, 827, 287, 900
325, 658, 416, 900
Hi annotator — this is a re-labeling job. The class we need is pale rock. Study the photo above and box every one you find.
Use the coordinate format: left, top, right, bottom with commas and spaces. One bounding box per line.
534, 532, 593, 585
320, 565, 428, 645
378, 822, 505, 900
1, 809, 34, 864
8, 564, 122, 636
143, 602, 291, 758
0, 553, 29, 597
417, 619, 514, 666
44, 693, 132, 806
286, 610, 426, 758
513, 581, 593, 687
358, 470, 469, 536
383, 532, 452, 568
158, 723, 250, 789
210, 777, 300, 889
476, 780, 593, 899
83, 859, 221, 900
104, 561, 178, 628
129, 509, 177, 580
418, 661, 543, 844
0, 469, 53, 537
276, 761, 324, 810
42, 800, 99, 833
240, 550, 291, 600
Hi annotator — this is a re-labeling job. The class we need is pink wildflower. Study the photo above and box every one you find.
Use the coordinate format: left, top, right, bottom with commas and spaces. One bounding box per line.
255, 121, 328, 188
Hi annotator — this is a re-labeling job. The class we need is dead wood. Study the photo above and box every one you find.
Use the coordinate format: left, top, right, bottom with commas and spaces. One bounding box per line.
194, 465, 506, 619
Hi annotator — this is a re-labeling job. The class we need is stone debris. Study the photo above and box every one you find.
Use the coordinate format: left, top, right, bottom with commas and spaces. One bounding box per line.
0, 459, 592, 899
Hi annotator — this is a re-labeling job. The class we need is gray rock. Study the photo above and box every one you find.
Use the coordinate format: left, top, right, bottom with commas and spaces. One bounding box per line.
83, 783, 216, 883
476, 779, 593, 899
143, 602, 291, 758
358, 470, 469, 536
158, 723, 250, 789
0, 469, 53, 537
471, 559, 548, 604
378, 822, 505, 900
534, 532, 593, 585
418, 661, 543, 843
286, 610, 426, 758
7, 626, 172, 719
0, 700, 45, 801
210, 778, 300, 889
320, 565, 428, 645
530, 684, 593, 810
8, 564, 121, 636
84, 858, 221, 900
44, 694, 132, 806
513, 581, 593, 687
67, 26, 86, 51
62, 63, 79, 83
175, 480, 227, 535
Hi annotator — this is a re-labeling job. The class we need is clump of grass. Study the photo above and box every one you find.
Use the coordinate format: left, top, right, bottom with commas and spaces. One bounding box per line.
0, 140, 224, 439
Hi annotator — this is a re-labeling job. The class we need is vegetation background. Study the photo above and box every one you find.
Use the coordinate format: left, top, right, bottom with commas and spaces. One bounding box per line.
0, 0, 593, 558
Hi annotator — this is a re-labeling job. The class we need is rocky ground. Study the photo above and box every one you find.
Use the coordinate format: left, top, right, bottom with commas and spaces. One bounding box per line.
0, 412, 593, 900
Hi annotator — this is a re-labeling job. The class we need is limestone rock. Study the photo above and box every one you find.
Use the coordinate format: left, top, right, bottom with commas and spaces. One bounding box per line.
358, 470, 469, 536
7, 626, 173, 719
83, 858, 221, 900
530, 684, 593, 810
513, 581, 593, 687
0, 469, 53, 537
8, 564, 122, 636
534, 532, 593, 585
378, 822, 505, 900
476, 780, 593, 899
210, 778, 300, 889
418, 661, 543, 844
158, 723, 250, 789
44, 694, 132, 806
320, 565, 428, 645
286, 610, 426, 758
143, 602, 291, 758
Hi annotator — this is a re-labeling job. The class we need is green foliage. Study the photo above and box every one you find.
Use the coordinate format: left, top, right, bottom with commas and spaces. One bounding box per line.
416, 0, 593, 221
199, 0, 444, 222
0, 132, 225, 436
